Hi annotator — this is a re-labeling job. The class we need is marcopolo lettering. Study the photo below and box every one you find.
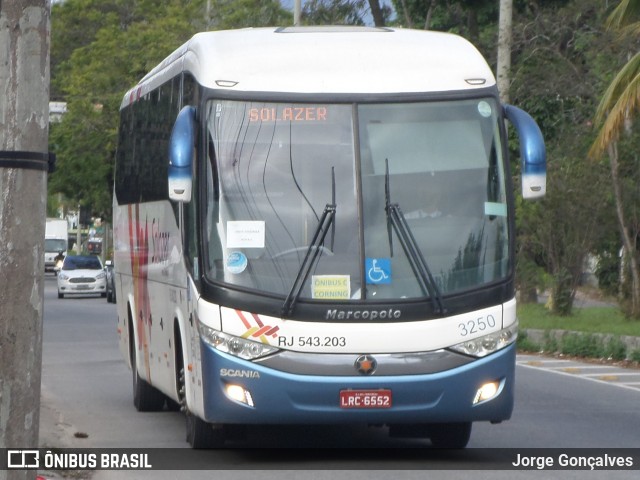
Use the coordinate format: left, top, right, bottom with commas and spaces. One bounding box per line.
326, 309, 401, 320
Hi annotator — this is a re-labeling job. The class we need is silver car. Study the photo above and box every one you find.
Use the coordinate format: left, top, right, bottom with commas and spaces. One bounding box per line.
57, 255, 107, 298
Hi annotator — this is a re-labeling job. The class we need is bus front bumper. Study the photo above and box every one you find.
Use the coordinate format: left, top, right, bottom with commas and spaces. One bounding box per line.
199, 341, 515, 425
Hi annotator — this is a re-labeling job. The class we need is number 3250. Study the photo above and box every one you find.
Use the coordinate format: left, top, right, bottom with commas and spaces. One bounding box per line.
458, 315, 496, 337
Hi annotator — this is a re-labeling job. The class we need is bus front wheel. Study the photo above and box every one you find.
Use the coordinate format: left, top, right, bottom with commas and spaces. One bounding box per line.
185, 411, 225, 449
177, 365, 225, 448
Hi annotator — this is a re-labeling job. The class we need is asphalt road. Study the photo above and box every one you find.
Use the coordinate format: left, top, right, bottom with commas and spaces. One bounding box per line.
36, 276, 640, 479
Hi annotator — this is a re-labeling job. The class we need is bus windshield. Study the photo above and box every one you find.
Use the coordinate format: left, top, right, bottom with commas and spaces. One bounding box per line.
204, 98, 509, 303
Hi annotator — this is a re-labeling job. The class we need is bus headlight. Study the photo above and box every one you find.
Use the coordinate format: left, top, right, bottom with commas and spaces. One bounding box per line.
449, 321, 518, 358
198, 323, 279, 361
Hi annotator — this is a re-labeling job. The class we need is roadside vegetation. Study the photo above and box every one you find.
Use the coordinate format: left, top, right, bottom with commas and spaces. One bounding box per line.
517, 301, 640, 363
518, 303, 639, 337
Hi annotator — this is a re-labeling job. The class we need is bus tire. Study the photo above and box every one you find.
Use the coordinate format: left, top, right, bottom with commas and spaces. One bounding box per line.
186, 413, 225, 449
428, 422, 472, 449
132, 364, 165, 412
177, 365, 225, 448
129, 314, 165, 412
132, 353, 166, 411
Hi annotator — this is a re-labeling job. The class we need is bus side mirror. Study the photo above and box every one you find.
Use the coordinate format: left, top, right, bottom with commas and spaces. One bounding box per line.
168, 106, 196, 203
504, 105, 546, 199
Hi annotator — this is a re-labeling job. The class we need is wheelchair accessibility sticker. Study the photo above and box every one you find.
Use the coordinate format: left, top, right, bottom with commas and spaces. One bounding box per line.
366, 258, 391, 285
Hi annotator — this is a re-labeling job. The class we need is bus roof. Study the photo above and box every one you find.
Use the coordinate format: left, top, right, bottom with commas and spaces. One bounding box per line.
122, 26, 496, 108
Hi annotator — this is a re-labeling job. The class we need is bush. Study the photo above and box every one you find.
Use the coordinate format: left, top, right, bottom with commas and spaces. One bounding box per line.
560, 333, 602, 358
602, 336, 627, 361
517, 331, 540, 352
595, 250, 620, 296
530, 331, 630, 360
542, 331, 559, 354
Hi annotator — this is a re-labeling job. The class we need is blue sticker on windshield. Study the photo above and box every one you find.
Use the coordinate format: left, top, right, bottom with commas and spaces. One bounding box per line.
366, 258, 391, 285
226, 252, 248, 274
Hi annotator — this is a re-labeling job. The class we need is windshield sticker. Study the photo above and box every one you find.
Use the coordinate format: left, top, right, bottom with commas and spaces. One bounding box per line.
477, 101, 492, 118
226, 252, 248, 274
312, 275, 351, 300
226, 221, 265, 248
484, 202, 507, 217
366, 258, 392, 285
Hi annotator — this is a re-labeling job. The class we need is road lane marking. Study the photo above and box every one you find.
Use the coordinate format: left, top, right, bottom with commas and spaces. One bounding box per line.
581, 372, 640, 376
560, 367, 581, 373
525, 361, 544, 367
517, 356, 640, 392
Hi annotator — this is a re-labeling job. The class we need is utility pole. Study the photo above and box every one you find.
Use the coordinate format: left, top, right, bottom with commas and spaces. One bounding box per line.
497, 0, 513, 104
294, 0, 301, 26
0, 2, 51, 480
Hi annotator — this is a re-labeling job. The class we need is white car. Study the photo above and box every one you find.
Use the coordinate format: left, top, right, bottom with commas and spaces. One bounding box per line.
57, 255, 107, 298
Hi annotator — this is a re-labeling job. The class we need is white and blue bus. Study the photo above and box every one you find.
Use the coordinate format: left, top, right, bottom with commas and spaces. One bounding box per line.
114, 27, 545, 448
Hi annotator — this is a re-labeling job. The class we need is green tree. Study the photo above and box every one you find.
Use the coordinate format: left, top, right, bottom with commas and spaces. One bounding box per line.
590, 0, 640, 317
368, 0, 387, 26
50, 1, 199, 219
49, 0, 291, 220
392, 0, 618, 314
207, 0, 291, 30
302, 0, 368, 25
390, 0, 497, 43
509, 0, 619, 314
300, 0, 392, 26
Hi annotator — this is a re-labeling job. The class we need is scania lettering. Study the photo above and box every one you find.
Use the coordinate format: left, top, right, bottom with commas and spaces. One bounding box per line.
220, 369, 260, 379
114, 27, 546, 448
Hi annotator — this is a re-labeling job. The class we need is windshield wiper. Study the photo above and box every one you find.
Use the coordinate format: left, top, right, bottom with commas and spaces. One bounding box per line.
281, 168, 337, 318
384, 159, 445, 315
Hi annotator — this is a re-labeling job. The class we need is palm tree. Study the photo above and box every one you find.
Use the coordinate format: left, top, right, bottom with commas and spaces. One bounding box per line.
590, 0, 640, 316
591, 0, 640, 156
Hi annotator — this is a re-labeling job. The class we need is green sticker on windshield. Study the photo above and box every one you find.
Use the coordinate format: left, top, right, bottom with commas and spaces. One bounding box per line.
312, 275, 350, 299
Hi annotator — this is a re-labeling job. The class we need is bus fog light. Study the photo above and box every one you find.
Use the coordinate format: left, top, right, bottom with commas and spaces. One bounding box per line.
225, 384, 254, 407
473, 381, 500, 404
